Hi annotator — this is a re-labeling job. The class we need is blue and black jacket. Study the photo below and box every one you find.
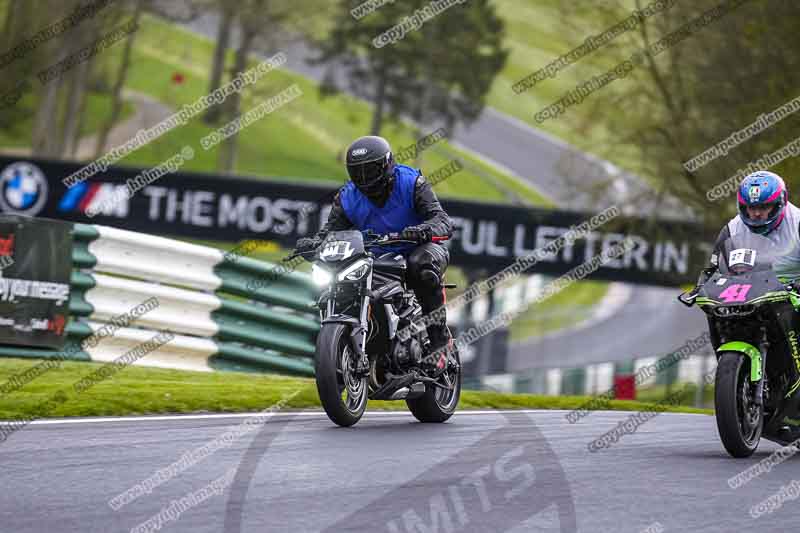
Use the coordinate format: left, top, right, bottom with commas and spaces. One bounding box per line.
315, 163, 452, 256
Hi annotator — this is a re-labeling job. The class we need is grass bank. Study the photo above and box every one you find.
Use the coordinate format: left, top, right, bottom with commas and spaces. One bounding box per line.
0, 358, 711, 419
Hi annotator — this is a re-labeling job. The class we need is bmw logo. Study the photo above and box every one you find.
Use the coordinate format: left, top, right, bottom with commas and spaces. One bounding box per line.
0, 161, 48, 215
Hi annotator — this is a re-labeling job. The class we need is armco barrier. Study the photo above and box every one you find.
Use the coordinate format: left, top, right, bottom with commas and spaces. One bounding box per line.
0, 223, 320, 376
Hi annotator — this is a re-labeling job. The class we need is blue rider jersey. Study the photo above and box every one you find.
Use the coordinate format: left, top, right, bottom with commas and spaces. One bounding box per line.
340, 163, 424, 257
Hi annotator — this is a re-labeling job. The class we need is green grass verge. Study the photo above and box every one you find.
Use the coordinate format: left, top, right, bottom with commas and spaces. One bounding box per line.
635, 382, 715, 409
0, 358, 711, 419
509, 279, 609, 341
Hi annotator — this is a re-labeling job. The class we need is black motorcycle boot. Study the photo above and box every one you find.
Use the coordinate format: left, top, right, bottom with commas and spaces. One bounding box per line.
426, 323, 453, 372
413, 268, 452, 373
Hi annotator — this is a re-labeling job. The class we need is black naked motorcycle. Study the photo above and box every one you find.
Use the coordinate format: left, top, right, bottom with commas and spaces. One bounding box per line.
679, 232, 800, 457
289, 229, 461, 427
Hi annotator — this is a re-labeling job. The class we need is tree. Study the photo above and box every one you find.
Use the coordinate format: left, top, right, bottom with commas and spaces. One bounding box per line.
311, 0, 508, 136
217, 0, 269, 173
90, 0, 206, 158
214, 0, 313, 173
555, 0, 800, 230
203, 1, 235, 124
31, 0, 77, 157
59, 20, 99, 157
93, 0, 145, 159
1, 0, 30, 50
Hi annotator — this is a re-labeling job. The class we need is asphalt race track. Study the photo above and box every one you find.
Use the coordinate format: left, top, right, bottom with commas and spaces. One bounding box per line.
2, 409, 798, 532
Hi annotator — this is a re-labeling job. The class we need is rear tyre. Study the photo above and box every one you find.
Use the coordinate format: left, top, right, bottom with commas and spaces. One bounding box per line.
407, 341, 461, 423
315, 323, 368, 427
715, 351, 762, 458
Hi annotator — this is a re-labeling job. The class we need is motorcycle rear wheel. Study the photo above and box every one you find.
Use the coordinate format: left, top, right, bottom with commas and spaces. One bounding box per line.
715, 351, 762, 458
315, 323, 368, 427
406, 342, 461, 423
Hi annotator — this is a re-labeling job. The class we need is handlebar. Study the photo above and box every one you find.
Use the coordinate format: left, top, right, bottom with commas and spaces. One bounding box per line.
285, 248, 318, 261
365, 232, 415, 246
363, 230, 451, 246
677, 289, 699, 307
291, 231, 451, 259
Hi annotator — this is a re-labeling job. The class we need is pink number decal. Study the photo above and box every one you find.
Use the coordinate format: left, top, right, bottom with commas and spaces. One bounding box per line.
719, 284, 752, 303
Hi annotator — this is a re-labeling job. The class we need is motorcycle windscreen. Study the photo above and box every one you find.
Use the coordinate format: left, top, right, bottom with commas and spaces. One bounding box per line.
703, 233, 786, 305
318, 230, 365, 263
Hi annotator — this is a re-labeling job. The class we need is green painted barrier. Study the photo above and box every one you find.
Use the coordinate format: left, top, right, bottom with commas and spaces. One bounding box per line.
3, 223, 324, 377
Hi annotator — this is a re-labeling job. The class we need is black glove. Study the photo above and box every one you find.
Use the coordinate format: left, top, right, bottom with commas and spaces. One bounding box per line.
294, 237, 321, 254
400, 225, 432, 243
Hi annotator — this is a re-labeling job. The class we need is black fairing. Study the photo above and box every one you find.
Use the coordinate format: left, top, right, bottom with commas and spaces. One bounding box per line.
700, 269, 783, 305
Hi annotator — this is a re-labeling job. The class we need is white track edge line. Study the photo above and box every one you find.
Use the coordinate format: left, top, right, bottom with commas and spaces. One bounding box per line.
16, 409, 709, 426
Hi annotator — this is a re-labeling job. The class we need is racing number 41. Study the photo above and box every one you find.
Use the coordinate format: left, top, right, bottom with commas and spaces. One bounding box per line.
719, 284, 752, 303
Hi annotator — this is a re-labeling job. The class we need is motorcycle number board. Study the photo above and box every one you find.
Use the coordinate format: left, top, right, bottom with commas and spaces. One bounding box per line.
729, 248, 756, 269
320, 241, 354, 261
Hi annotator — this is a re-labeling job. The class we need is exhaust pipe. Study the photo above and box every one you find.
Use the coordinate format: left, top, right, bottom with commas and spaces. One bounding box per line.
389, 382, 426, 400
389, 387, 410, 400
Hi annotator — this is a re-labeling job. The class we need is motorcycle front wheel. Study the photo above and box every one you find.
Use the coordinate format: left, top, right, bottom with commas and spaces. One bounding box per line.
715, 351, 762, 457
315, 323, 368, 427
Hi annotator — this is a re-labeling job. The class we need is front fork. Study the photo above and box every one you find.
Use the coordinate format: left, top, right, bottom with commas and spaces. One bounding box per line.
318, 269, 373, 376
716, 328, 768, 406
754, 328, 769, 407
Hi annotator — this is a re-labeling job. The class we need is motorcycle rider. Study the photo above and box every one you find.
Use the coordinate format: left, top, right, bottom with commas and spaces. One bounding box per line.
294, 135, 454, 366
696, 170, 800, 435
698, 170, 799, 286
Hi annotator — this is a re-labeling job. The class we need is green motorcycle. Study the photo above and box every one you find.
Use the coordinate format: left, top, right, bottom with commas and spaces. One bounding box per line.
679, 232, 800, 457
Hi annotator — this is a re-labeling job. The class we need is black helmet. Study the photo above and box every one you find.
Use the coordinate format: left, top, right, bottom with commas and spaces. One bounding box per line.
345, 136, 395, 203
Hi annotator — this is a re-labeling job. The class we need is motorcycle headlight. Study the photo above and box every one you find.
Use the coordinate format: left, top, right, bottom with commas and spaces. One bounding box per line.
338, 259, 370, 282
311, 264, 333, 286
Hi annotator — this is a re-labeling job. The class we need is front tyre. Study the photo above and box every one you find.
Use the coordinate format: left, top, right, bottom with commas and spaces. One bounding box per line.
407, 343, 461, 423
715, 351, 762, 458
315, 323, 368, 427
